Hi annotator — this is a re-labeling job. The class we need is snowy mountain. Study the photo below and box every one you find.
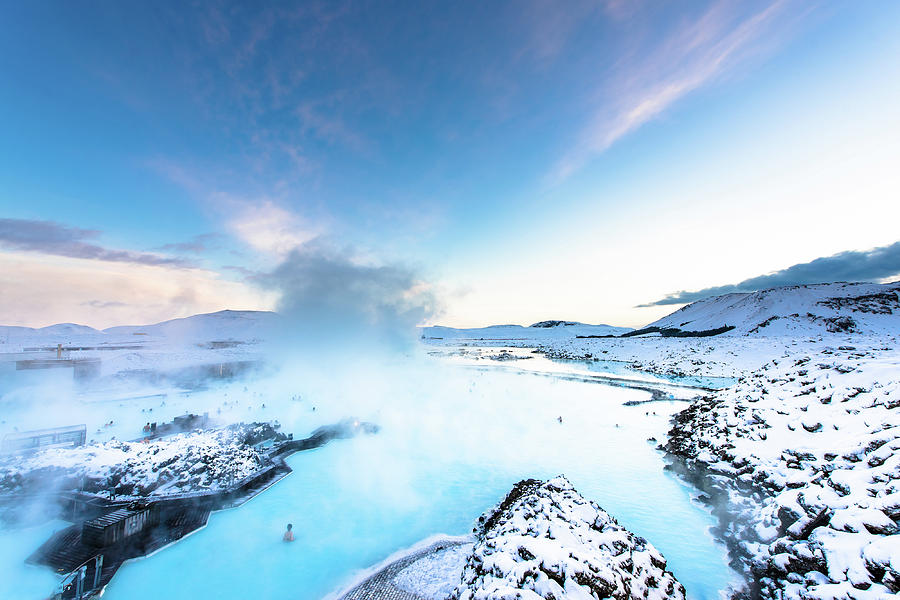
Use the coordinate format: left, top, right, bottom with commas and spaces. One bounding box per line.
645, 282, 900, 336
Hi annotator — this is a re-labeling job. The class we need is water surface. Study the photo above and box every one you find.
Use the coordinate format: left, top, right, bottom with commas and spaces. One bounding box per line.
2, 361, 737, 600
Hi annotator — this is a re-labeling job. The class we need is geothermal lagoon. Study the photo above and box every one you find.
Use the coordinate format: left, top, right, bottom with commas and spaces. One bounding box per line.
1, 352, 737, 600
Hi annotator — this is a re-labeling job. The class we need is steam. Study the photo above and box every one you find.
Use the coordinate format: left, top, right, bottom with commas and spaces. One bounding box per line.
256, 240, 441, 356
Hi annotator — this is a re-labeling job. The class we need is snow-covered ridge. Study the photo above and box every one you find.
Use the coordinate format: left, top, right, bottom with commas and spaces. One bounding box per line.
646, 282, 900, 336
451, 476, 685, 600
665, 346, 900, 599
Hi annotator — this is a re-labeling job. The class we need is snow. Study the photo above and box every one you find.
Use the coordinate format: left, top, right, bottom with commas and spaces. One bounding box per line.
451, 477, 685, 600
423, 282, 900, 600
394, 543, 473, 599
2, 281, 898, 600
422, 284, 897, 381
0, 310, 278, 387
103, 309, 278, 342
665, 346, 900, 599
645, 282, 900, 336
0, 423, 274, 498
0, 310, 276, 354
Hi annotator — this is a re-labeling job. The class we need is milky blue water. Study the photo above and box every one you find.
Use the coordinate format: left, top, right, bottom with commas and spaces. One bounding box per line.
3, 362, 738, 600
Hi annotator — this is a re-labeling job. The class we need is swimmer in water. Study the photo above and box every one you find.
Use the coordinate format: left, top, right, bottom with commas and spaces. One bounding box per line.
283, 523, 295, 542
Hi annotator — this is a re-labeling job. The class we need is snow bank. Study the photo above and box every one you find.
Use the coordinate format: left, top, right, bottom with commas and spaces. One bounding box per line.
665, 346, 900, 599
451, 476, 685, 600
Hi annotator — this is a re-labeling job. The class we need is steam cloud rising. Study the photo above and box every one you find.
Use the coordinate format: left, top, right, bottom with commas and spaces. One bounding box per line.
257, 240, 441, 351
640, 240, 900, 306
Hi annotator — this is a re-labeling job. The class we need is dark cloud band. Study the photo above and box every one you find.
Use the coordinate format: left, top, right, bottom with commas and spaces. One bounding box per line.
0, 218, 193, 268
639, 241, 900, 307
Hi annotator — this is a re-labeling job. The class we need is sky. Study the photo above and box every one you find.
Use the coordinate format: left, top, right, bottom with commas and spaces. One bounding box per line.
1, 0, 899, 329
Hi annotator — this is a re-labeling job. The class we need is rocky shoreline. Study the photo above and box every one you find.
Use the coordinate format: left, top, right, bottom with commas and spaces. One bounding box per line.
663, 346, 900, 599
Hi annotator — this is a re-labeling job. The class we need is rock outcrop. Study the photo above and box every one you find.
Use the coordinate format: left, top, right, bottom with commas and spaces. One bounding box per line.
451, 476, 685, 600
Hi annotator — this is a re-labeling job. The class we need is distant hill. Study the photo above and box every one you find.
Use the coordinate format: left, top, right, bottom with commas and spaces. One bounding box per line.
0, 310, 279, 349
644, 281, 900, 336
104, 310, 279, 341
421, 322, 632, 340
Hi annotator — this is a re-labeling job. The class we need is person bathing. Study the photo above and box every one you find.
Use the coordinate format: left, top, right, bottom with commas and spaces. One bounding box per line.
283, 523, 294, 542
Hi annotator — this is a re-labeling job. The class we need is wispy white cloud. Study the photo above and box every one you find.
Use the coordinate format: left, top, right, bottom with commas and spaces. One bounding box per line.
148, 158, 322, 259
227, 199, 319, 257
550, 0, 805, 182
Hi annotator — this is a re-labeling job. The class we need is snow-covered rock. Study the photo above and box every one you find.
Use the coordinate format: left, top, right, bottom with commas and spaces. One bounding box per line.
0, 423, 280, 498
665, 346, 900, 599
451, 476, 685, 600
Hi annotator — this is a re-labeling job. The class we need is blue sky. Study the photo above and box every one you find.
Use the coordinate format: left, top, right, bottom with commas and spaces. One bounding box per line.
1, 1, 899, 328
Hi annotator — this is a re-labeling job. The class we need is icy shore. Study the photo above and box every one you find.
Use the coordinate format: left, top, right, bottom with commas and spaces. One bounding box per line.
665, 346, 900, 599
451, 476, 685, 600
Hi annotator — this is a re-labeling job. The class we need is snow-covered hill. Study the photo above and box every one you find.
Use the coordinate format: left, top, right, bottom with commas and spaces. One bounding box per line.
0, 310, 278, 350
104, 309, 278, 342
645, 282, 900, 336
